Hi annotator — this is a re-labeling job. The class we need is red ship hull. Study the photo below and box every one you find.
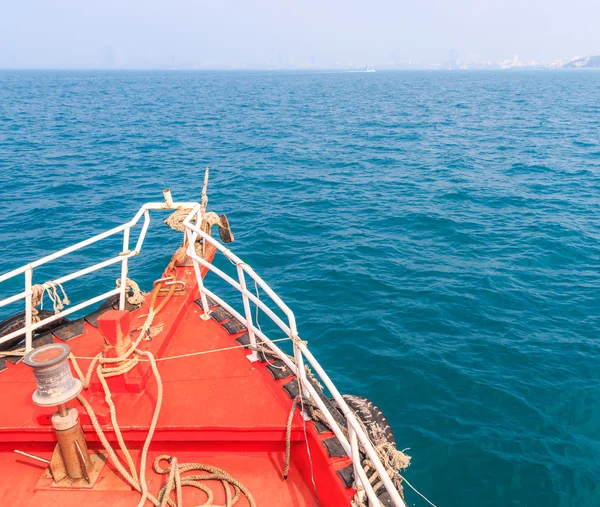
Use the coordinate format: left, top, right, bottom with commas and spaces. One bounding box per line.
0, 245, 356, 506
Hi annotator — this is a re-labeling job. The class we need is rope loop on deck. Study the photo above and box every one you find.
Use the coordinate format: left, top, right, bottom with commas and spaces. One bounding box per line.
153, 454, 256, 507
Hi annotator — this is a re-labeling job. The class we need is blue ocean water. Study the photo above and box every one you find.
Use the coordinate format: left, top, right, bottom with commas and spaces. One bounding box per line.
1, 70, 599, 506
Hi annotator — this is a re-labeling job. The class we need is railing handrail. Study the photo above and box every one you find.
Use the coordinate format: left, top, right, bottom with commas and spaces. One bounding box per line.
0, 199, 198, 351
182, 207, 406, 507
0, 196, 406, 507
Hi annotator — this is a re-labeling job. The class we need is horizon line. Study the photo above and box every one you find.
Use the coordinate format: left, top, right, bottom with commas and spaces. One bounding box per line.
0, 67, 595, 72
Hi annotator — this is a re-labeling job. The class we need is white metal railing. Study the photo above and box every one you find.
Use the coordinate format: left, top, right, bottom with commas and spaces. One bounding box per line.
0, 192, 197, 352
0, 193, 406, 507
182, 205, 407, 507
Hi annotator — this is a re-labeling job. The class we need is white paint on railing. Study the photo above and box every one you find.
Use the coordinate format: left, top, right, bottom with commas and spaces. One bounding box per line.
119, 226, 131, 311
189, 250, 292, 335
0, 288, 121, 348
0, 290, 29, 309
0, 197, 405, 507
0, 199, 195, 352
349, 425, 364, 499
24, 267, 33, 352
182, 208, 406, 507
184, 216, 210, 318
237, 264, 259, 361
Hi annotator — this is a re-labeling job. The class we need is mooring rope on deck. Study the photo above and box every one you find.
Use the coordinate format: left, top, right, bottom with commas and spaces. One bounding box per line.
69, 278, 256, 507
283, 396, 300, 480
1, 278, 143, 360
70, 337, 293, 362
153, 455, 257, 507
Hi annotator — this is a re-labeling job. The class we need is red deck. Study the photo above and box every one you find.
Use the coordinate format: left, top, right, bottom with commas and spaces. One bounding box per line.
0, 254, 355, 506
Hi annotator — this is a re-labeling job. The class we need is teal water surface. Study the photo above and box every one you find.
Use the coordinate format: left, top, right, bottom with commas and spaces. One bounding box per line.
1, 70, 599, 506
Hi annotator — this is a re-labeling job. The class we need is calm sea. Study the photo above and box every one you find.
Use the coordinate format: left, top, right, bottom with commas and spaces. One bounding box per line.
1, 70, 599, 506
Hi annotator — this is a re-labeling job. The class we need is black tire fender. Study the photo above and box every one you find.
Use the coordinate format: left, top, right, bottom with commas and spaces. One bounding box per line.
343, 396, 401, 507
341, 395, 396, 447
0, 310, 69, 351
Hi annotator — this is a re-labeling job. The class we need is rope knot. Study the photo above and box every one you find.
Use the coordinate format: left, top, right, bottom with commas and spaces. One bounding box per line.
31, 281, 70, 315
116, 278, 146, 307
291, 334, 307, 346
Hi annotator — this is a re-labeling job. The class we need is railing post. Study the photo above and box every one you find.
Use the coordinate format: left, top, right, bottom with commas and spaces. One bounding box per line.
24, 266, 33, 352
133, 210, 151, 254
349, 423, 366, 501
186, 215, 210, 320
119, 227, 130, 310
237, 264, 258, 362
350, 422, 383, 506
293, 337, 310, 398
299, 344, 405, 507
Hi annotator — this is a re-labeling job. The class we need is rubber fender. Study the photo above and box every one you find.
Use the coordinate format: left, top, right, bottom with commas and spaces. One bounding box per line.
98, 293, 120, 311
331, 395, 400, 506
336, 395, 396, 447
0, 310, 69, 351
376, 491, 395, 507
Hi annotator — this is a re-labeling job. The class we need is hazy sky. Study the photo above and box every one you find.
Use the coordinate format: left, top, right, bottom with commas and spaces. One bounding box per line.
0, 0, 598, 68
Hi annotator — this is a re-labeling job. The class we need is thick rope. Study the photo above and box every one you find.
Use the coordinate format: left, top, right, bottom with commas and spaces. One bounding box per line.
153, 454, 256, 507
70, 281, 255, 507
116, 278, 146, 307
283, 396, 300, 480
1, 279, 142, 361
45, 282, 70, 313
164, 209, 192, 233
0, 347, 26, 358
303, 393, 413, 506
136, 348, 164, 507
164, 167, 210, 234
31, 280, 71, 316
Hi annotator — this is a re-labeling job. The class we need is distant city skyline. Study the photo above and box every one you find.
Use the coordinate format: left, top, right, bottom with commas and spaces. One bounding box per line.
0, 0, 598, 69
0, 48, 595, 71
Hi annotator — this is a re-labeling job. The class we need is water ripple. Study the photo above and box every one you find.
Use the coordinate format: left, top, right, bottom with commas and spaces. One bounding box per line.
1, 70, 599, 507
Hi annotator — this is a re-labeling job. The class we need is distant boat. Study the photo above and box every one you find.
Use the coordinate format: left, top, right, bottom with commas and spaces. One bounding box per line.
364, 65, 376, 73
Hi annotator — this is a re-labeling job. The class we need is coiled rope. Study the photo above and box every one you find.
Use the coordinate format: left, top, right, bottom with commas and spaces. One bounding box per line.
116, 278, 146, 307
273, 356, 423, 507
69, 279, 255, 507
164, 208, 192, 233
1, 279, 145, 360
164, 167, 210, 234
153, 455, 256, 507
